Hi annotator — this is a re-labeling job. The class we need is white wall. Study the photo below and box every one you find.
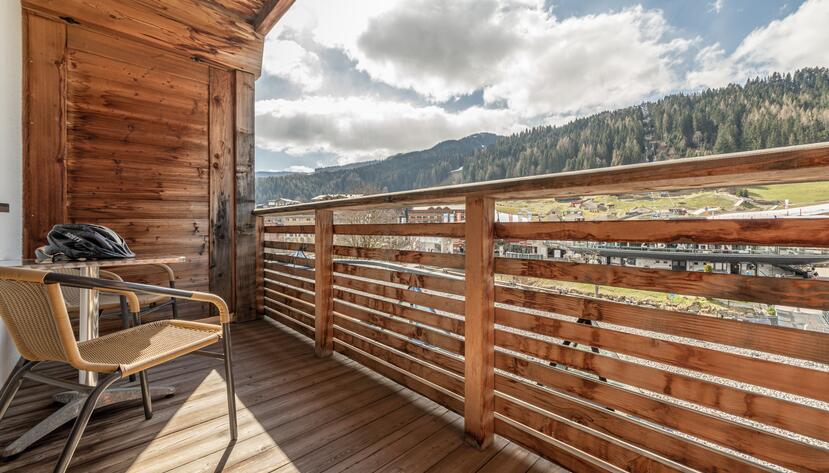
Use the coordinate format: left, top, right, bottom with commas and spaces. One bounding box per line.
0, 3, 23, 381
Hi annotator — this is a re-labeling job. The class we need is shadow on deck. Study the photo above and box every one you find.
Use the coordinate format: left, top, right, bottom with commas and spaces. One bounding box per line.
0, 318, 564, 472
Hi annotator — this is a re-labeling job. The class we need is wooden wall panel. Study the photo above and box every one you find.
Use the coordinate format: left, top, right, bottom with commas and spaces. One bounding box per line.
63, 27, 210, 307
22, 13, 66, 258
234, 71, 257, 321
209, 67, 235, 310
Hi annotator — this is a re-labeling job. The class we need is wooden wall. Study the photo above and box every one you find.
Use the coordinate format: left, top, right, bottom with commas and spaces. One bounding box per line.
22, 8, 260, 320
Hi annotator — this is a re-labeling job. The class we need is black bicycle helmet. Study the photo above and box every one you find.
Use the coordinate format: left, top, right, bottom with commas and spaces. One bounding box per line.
35, 224, 135, 261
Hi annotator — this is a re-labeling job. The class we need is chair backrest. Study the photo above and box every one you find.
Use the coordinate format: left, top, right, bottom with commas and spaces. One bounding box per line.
0, 267, 81, 364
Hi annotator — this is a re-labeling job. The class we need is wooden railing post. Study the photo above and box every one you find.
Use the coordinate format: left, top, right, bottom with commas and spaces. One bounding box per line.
463, 196, 495, 449
314, 209, 334, 357
255, 216, 265, 317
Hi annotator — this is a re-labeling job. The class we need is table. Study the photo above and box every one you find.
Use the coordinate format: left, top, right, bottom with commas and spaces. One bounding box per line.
0, 256, 186, 457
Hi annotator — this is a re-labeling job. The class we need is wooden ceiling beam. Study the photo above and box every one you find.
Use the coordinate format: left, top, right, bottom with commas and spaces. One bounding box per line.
23, 0, 265, 75
254, 0, 295, 35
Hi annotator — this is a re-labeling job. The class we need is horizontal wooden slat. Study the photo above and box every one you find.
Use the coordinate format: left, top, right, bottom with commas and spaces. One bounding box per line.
265, 291, 313, 315
334, 223, 465, 238
264, 281, 314, 305
263, 253, 315, 268
496, 352, 829, 473
264, 225, 315, 234
495, 396, 679, 472
255, 143, 829, 215
333, 304, 465, 355
495, 285, 829, 364
496, 258, 829, 311
494, 327, 829, 441
265, 301, 314, 328
333, 339, 464, 415
496, 308, 829, 403
335, 289, 464, 335
333, 246, 465, 270
333, 262, 464, 295
333, 313, 464, 374
264, 241, 315, 252
333, 274, 464, 315
266, 272, 315, 293
495, 218, 829, 247
334, 327, 464, 396
494, 417, 619, 473
265, 308, 314, 339
496, 375, 763, 473
264, 261, 315, 280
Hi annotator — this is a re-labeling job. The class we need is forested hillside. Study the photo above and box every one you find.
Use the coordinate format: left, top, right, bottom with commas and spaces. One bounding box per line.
258, 68, 829, 203
257, 133, 498, 202
464, 68, 829, 181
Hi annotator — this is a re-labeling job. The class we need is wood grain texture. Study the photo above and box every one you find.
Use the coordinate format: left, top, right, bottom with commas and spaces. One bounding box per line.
496, 376, 763, 473
23, 0, 265, 75
495, 285, 829, 364
495, 257, 829, 311
496, 307, 829, 402
62, 26, 209, 294
464, 196, 495, 449
496, 218, 829, 247
496, 352, 828, 473
314, 209, 334, 357
333, 246, 465, 269
254, 0, 296, 34
494, 326, 829, 440
256, 216, 265, 316
334, 223, 465, 238
234, 70, 257, 321
333, 262, 465, 295
23, 13, 66, 258
208, 67, 235, 311
496, 396, 679, 472
255, 142, 829, 215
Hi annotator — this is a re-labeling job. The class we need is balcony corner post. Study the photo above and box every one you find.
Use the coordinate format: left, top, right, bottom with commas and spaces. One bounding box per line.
314, 209, 335, 357
255, 216, 265, 317
463, 196, 496, 449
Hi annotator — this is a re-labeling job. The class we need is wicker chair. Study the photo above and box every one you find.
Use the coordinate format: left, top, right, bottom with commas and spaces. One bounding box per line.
0, 267, 236, 473
60, 264, 180, 329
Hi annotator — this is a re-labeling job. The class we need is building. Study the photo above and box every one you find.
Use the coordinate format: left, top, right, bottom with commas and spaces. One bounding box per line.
402, 205, 465, 224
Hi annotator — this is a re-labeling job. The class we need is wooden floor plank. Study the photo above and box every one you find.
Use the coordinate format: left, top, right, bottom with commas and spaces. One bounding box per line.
0, 319, 567, 473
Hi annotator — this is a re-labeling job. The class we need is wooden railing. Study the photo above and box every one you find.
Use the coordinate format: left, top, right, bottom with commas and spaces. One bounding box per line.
253, 143, 829, 473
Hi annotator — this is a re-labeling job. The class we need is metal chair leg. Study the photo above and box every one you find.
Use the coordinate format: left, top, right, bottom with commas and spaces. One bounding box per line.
138, 370, 152, 420
222, 324, 237, 440
170, 281, 179, 320
0, 358, 37, 422
120, 297, 137, 383
53, 371, 121, 473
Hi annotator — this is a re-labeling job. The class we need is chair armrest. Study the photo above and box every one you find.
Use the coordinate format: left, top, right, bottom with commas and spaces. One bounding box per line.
43, 273, 232, 324
100, 270, 124, 282
102, 263, 176, 286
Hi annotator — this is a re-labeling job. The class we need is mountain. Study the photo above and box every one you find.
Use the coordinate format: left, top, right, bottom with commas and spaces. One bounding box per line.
256, 133, 500, 202
463, 68, 829, 182
257, 68, 829, 204
255, 170, 298, 179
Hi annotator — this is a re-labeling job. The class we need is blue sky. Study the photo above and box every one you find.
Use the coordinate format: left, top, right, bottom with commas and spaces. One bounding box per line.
255, 0, 826, 172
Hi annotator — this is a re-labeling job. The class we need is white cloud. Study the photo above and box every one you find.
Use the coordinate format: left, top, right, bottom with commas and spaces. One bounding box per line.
283, 165, 314, 173
262, 38, 323, 92
255, 96, 521, 163
708, 0, 724, 14
296, 1, 692, 117
688, 0, 829, 89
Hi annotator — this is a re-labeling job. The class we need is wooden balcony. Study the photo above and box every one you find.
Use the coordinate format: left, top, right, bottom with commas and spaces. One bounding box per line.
0, 319, 566, 472
251, 143, 829, 473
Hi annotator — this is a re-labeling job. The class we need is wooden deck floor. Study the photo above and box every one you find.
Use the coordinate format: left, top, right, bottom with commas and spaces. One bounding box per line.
0, 318, 565, 472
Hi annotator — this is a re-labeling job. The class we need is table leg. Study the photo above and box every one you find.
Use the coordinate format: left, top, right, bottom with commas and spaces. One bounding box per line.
77, 266, 99, 386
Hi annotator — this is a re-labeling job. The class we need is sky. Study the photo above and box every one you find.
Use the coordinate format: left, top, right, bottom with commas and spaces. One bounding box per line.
254, 0, 829, 173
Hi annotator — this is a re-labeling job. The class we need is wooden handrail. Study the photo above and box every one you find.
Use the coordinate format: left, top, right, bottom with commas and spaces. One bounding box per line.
255, 142, 829, 472
254, 142, 829, 215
